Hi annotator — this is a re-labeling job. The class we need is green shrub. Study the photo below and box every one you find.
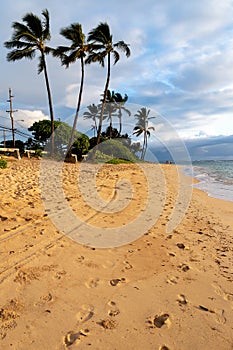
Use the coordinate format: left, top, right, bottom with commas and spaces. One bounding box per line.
35, 149, 43, 157
106, 158, 133, 164
0, 159, 7, 169
97, 139, 138, 162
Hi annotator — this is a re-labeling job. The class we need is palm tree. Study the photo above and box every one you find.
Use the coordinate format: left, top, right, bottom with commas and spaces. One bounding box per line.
103, 102, 117, 139
113, 92, 131, 134
86, 22, 130, 146
83, 103, 100, 137
53, 23, 89, 156
4, 9, 55, 154
133, 107, 155, 160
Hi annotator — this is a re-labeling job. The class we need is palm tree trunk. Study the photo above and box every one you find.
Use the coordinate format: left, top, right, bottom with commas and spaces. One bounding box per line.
109, 114, 112, 139
144, 133, 148, 160
96, 52, 111, 146
42, 52, 55, 156
67, 55, 85, 157
94, 117, 98, 136
142, 132, 146, 160
119, 109, 122, 135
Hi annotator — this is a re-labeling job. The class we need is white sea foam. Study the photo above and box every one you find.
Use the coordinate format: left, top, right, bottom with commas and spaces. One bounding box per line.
185, 160, 233, 202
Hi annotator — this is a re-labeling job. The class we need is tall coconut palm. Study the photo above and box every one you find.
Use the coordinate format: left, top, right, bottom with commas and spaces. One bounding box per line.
86, 22, 130, 146
103, 102, 117, 139
83, 103, 100, 137
133, 107, 155, 160
113, 92, 131, 134
53, 23, 89, 156
4, 9, 55, 155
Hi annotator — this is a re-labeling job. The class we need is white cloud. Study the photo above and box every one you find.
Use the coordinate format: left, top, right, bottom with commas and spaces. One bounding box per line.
16, 110, 49, 128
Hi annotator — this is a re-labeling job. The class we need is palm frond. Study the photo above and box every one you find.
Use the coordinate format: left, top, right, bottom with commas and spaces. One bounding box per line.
87, 22, 111, 44
114, 41, 131, 57
42, 9, 51, 40
10, 22, 37, 44
112, 50, 120, 64
22, 12, 43, 38
4, 39, 32, 49
38, 56, 44, 74
85, 52, 105, 66
6, 48, 36, 61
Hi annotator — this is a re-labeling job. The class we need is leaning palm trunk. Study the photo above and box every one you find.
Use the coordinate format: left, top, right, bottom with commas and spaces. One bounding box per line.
96, 53, 110, 146
42, 52, 55, 156
67, 56, 85, 157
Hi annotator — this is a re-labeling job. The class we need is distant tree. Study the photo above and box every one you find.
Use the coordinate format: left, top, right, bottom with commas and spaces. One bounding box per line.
53, 23, 89, 156
112, 92, 131, 134
1, 140, 25, 154
101, 126, 120, 139
133, 108, 155, 160
24, 137, 41, 150
28, 120, 60, 146
72, 133, 90, 160
28, 119, 89, 160
83, 104, 100, 137
4, 9, 55, 154
103, 103, 117, 139
86, 22, 131, 146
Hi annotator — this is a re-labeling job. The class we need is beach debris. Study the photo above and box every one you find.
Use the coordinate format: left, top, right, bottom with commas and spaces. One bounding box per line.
197, 305, 214, 313
159, 346, 170, 350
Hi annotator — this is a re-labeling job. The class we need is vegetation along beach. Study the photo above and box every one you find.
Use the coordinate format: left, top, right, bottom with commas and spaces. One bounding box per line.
1, 1, 233, 349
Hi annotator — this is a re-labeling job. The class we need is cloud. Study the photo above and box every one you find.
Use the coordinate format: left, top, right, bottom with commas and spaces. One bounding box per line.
16, 110, 49, 128
1, 0, 233, 160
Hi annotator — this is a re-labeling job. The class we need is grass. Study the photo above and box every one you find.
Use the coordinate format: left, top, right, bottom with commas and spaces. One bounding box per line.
0, 158, 7, 169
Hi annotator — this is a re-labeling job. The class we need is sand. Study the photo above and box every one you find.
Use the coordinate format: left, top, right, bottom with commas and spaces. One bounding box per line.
0, 158, 232, 350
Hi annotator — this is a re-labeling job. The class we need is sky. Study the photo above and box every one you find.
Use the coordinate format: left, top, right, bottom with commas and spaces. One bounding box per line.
1, 0, 233, 160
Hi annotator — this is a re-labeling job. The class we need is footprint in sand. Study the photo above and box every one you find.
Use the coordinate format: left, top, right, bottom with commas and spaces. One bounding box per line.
178, 263, 190, 272
76, 304, 94, 323
53, 270, 67, 280
177, 294, 188, 305
212, 282, 233, 302
85, 278, 100, 288
102, 260, 115, 269
107, 301, 120, 317
109, 278, 126, 286
122, 260, 133, 271
99, 319, 117, 330
147, 313, 171, 328
166, 276, 179, 285
63, 329, 89, 347
213, 309, 227, 324
35, 293, 53, 307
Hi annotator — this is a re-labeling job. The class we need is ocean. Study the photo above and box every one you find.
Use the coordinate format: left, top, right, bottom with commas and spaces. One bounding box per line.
184, 160, 233, 202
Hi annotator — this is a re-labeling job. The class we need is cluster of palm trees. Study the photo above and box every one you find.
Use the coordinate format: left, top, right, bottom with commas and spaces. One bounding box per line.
83, 90, 130, 138
4, 8, 155, 160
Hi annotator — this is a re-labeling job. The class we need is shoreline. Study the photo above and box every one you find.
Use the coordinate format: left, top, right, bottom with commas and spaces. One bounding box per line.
0, 159, 232, 349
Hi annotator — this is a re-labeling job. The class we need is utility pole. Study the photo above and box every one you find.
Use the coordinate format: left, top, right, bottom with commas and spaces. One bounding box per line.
6, 88, 18, 147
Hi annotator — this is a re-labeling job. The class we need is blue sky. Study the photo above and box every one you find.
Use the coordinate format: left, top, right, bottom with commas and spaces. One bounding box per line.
1, 0, 233, 160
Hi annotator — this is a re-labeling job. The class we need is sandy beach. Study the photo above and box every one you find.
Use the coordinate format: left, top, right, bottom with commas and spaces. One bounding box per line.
0, 158, 232, 350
